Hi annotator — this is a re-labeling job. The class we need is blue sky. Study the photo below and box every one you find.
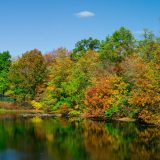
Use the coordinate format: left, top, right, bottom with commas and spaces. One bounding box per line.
0, 0, 160, 56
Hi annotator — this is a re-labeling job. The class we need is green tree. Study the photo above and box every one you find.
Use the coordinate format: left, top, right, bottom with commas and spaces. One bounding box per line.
100, 27, 135, 62
61, 50, 98, 109
42, 48, 73, 109
8, 49, 46, 102
70, 37, 100, 60
138, 29, 160, 61
0, 51, 11, 95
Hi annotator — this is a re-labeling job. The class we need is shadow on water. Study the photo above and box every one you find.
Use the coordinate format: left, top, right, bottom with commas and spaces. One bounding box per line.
0, 117, 159, 160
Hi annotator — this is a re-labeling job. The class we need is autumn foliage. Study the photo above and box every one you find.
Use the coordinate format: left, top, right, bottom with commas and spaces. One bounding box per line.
84, 75, 128, 117
1, 27, 160, 124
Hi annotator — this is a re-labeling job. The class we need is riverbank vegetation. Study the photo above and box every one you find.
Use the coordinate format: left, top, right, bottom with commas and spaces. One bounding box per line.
0, 27, 160, 125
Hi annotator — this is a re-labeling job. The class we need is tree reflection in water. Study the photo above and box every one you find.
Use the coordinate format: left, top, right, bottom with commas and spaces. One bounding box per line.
0, 117, 159, 160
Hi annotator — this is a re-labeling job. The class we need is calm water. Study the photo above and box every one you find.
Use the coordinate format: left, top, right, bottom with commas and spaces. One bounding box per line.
0, 117, 159, 160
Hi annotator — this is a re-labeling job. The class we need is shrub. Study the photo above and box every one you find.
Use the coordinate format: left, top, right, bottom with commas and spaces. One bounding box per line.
31, 100, 42, 110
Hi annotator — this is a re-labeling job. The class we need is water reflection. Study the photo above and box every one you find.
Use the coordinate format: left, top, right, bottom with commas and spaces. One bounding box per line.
0, 118, 159, 160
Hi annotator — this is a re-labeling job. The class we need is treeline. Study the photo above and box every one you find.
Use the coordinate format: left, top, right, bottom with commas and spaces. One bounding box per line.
1, 27, 160, 123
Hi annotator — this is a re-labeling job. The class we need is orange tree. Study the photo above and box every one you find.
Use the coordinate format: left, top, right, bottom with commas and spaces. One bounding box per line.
122, 54, 160, 116
84, 75, 128, 118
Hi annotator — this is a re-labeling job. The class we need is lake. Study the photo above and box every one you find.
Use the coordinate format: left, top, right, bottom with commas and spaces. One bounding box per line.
0, 116, 159, 160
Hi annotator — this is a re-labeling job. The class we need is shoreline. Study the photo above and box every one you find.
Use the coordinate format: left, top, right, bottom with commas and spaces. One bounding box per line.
0, 108, 159, 127
0, 102, 159, 126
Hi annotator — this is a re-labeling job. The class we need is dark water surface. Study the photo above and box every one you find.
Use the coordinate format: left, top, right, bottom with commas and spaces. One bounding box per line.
0, 117, 159, 160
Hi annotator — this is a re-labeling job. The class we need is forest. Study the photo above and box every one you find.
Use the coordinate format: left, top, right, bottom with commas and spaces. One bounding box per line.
0, 27, 160, 125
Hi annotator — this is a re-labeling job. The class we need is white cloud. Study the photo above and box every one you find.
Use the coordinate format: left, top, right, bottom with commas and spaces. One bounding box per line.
76, 11, 95, 18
